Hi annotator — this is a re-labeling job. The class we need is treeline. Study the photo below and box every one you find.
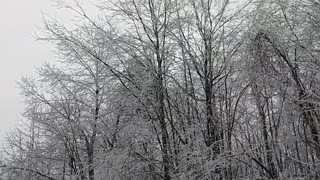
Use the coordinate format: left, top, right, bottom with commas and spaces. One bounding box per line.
1, 0, 320, 179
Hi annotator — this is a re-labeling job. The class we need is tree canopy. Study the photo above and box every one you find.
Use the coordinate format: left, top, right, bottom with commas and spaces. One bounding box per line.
1, 0, 320, 179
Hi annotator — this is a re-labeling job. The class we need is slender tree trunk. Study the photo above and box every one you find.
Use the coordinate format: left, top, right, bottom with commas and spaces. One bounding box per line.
252, 83, 278, 179
158, 73, 171, 180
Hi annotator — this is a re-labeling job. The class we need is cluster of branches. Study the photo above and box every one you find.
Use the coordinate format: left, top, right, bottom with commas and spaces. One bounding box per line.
2, 0, 320, 179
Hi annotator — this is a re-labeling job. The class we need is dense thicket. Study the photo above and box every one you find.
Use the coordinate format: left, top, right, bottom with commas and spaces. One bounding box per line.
1, 0, 320, 179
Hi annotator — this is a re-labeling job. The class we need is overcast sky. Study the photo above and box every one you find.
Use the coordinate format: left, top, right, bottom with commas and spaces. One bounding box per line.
0, 0, 57, 141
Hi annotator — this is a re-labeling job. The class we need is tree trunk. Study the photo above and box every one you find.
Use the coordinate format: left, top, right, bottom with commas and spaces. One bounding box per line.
252, 83, 278, 179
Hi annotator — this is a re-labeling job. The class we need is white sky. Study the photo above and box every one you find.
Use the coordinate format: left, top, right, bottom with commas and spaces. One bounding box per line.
0, 0, 57, 141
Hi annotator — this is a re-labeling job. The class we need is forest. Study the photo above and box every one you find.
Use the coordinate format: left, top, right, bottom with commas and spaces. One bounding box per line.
1, 0, 320, 179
